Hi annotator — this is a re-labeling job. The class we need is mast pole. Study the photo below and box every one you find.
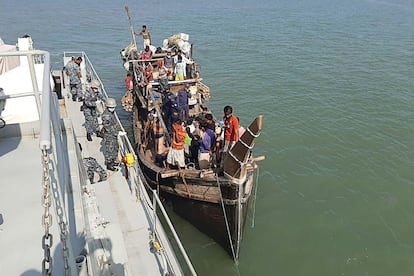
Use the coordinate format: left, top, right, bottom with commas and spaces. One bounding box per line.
125, 5, 137, 50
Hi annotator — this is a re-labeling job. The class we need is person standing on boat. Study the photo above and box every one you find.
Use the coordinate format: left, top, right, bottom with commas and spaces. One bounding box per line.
166, 119, 187, 170
134, 25, 152, 50
198, 122, 215, 169
174, 50, 194, 78
163, 50, 175, 80
174, 55, 186, 81
65, 56, 83, 101
157, 60, 169, 92
164, 86, 179, 132
102, 98, 124, 171
177, 83, 192, 122
222, 105, 239, 153
83, 80, 103, 141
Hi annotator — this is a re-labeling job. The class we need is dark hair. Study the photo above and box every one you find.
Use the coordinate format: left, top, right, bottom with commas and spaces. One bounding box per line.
205, 113, 213, 120
77, 56, 82, 62
224, 105, 232, 115
142, 25, 147, 29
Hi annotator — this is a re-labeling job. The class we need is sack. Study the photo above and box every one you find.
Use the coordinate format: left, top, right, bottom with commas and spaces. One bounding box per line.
121, 91, 134, 112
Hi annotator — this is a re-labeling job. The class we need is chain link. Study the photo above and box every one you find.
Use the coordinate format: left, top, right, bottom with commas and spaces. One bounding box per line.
59, 222, 70, 275
41, 149, 53, 276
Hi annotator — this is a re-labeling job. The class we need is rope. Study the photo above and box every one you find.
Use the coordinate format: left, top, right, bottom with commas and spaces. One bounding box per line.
215, 174, 238, 264
251, 165, 260, 228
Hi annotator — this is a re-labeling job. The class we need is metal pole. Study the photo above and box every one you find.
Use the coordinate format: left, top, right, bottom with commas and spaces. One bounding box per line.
152, 190, 197, 276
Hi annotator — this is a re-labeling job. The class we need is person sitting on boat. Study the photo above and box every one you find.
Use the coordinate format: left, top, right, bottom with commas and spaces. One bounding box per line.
134, 25, 152, 50
83, 80, 104, 141
157, 60, 168, 92
177, 83, 192, 122
102, 98, 124, 171
140, 45, 153, 60
198, 122, 215, 169
166, 119, 187, 170
174, 55, 186, 81
65, 56, 83, 102
163, 50, 175, 80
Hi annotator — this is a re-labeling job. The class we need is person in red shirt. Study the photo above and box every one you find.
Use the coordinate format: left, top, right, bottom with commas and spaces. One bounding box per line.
125, 73, 133, 90
140, 45, 153, 60
223, 105, 239, 153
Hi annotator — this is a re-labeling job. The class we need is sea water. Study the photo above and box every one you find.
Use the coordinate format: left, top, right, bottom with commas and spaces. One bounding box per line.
2, 0, 414, 275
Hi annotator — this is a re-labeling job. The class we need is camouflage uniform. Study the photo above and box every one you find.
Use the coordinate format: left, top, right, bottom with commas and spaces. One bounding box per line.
65, 59, 83, 100
83, 87, 103, 136
102, 108, 122, 167
83, 157, 107, 184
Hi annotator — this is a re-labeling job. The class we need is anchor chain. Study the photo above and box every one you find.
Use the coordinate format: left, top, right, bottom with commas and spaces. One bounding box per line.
41, 149, 53, 275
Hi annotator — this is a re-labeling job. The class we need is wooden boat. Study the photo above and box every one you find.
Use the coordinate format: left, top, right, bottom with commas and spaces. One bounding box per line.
120, 31, 264, 260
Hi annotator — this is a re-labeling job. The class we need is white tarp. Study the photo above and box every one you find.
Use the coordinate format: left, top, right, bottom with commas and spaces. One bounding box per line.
0, 38, 19, 75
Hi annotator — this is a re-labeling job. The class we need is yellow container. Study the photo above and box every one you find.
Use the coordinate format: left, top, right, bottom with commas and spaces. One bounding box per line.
125, 153, 135, 167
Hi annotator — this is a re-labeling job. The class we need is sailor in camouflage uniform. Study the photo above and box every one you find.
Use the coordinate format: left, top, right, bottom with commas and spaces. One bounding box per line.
83, 157, 107, 184
83, 79, 103, 141
65, 56, 83, 101
102, 98, 124, 171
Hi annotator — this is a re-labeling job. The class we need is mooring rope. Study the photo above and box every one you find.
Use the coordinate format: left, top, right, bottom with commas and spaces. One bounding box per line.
251, 165, 260, 228
215, 174, 238, 264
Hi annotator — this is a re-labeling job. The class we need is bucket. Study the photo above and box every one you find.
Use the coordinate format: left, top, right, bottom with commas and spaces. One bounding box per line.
75, 255, 87, 276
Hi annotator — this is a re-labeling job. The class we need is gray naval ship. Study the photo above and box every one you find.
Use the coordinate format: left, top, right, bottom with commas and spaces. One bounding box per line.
0, 35, 196, 275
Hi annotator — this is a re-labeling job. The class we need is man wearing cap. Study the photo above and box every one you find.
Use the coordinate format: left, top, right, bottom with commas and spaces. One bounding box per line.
65, 56, 83, 101
177, 83, 192, 122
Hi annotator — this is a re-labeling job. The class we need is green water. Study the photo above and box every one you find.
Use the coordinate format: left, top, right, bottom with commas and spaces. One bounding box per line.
2, 0, 414, 274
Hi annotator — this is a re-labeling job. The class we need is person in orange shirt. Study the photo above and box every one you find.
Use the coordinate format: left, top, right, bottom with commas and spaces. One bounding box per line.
166, 119, 187, 169
222, 105, 239, 153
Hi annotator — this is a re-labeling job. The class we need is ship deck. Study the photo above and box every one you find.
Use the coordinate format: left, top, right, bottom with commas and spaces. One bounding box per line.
0, 51, 186, 275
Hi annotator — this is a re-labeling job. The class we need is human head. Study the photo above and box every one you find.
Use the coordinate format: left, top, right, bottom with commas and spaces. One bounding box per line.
184, 83, 190, 89
174, 118, 182, 126
106, 98, 117, 112
90, 79, 101, 91
157, 60, 164, 67
224, 105, 233, 118
167, 50, 171, 56
145, 45, 150, 51
205, 113, 213, 121
142, 25, 147, 31
75, 56, 82, 64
